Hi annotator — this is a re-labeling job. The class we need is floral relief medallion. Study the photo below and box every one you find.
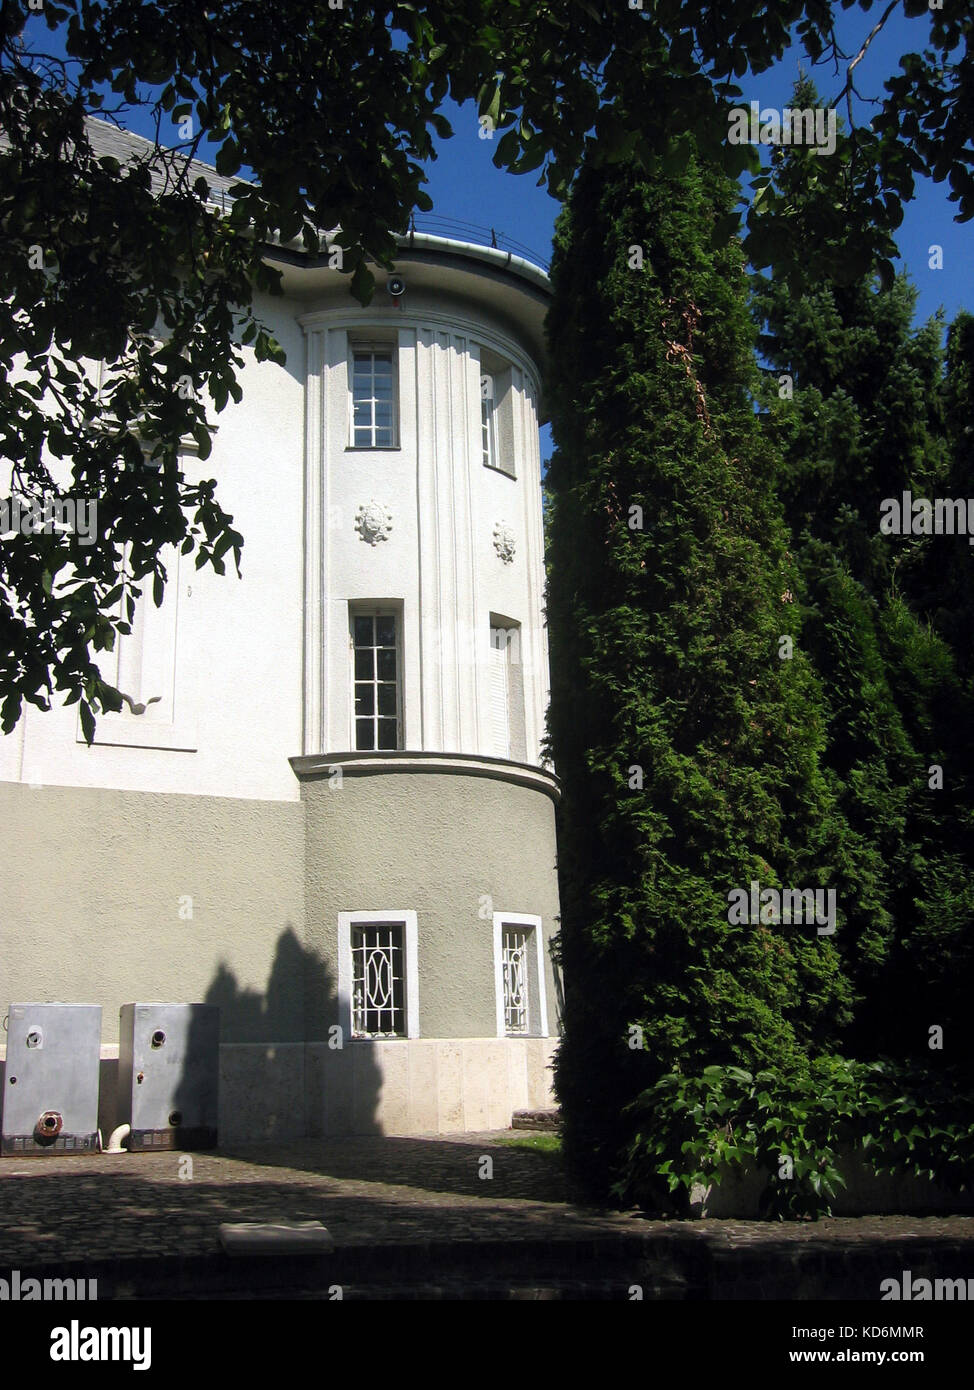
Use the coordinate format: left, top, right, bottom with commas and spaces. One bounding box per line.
493, 520, 516, 564
355, 500, 393, 545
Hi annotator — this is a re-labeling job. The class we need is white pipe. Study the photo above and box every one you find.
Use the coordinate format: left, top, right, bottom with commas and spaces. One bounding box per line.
105, 1123, 130, 1153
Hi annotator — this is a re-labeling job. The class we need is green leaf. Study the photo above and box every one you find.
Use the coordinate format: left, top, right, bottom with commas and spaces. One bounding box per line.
214, 139, 241, 177
429, 112, 452, 139
479, 81, 502, 129
350, 259, 375, 306
79, 701, 95, 746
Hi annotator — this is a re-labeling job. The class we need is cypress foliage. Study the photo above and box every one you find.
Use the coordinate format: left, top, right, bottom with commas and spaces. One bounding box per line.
750, 82, 974, 1066
893, 314, 974, 1081
544, 149, 854, 1201
920, 311, 974, 680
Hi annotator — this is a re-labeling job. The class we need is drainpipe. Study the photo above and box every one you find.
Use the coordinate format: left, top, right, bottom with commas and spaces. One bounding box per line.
105, 1124, 130, 1153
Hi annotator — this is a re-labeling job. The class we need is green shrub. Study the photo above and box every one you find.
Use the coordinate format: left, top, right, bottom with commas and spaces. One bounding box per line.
617, 1059, 974, 1220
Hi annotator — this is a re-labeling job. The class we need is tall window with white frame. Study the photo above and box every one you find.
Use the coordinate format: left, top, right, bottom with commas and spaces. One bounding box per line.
340, 910, 418, 1041
104, 540, 178, 727
351, 922, 405, 1038
352, 612, 401, 750
478, 348, 515, 478
488, 618, 526, 762
480, 372, 497, 470
351, 346, 396, 448
493, 912, 548, 1040
115, 549, 148, 707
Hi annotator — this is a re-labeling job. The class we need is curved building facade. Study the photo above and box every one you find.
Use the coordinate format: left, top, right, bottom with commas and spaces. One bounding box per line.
0, 123, 561, 1140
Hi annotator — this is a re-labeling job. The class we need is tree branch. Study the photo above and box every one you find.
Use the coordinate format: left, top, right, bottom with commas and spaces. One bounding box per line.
833, 0, 900, 132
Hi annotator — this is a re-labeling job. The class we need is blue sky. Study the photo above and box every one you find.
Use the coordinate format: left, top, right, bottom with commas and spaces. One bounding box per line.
416, 6, 970, 324
29, 4, 968, 322
23, 5, 972, 466
408, 7, 971, 460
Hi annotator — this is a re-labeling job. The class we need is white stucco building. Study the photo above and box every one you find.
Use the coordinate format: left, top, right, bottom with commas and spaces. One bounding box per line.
0, 121, 562, 1144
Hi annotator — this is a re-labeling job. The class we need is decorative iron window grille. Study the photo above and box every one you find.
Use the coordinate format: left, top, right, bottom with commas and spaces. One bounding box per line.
351, 923, 405, 1037
502, 927, 529, 1034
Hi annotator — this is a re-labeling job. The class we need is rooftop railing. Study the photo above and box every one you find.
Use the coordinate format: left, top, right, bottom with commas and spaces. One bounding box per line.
404, 214, 551, 272
198, 191, 553, 274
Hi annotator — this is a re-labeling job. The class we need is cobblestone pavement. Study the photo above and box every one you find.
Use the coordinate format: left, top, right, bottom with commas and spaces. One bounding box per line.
2, 1132, 973, 1293
0, 1133, 631, 1265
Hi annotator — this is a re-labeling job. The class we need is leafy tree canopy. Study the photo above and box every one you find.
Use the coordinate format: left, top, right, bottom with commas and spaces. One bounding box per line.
1, 0, 971, 731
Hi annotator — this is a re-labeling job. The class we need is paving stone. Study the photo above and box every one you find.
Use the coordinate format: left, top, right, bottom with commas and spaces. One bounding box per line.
1, 1130, 973, 1299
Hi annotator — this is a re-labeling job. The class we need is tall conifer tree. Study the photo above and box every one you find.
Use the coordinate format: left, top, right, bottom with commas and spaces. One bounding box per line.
751, 80, 974, 1065
544, 147, 854, 1200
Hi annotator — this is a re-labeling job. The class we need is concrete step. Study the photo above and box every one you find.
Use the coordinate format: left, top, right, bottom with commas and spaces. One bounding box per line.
511, 1109, 561, 1130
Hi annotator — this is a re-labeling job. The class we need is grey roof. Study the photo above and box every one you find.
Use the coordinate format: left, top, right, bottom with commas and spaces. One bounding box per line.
3, 113, 551, 376
3, 115, 550, 298
0, 113, 244, 211
82, 115, 244, 211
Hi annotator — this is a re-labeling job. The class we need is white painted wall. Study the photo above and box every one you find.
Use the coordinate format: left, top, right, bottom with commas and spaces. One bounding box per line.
304, 290, 547, 766
1, 262, 549, 801
1, 286, 306, 801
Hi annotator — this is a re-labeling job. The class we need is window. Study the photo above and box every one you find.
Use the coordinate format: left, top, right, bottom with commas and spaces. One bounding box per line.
478, 348, 515, 477
488, 618, 526, 762
350, 346, 396, 448
338, 911, 419, 1040
352, 611, 401, 750
115, 562, 148, 708
481, 373, 497, 470
502, 926, 530, 1033
79, 539, 197, 750
352, 922, 405, 1037
492, 913, 548, 1038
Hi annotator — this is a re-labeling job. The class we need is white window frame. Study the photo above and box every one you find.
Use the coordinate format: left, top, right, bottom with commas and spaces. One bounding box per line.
348, 342, 398, 449
349, 604, 403, 751
477, 347, 516, 478
338, 910, 419, 1040
492, 912, 548, 1039
78, 538, 198, 751
481, 372, 497, 470
488, 617, 526, 762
